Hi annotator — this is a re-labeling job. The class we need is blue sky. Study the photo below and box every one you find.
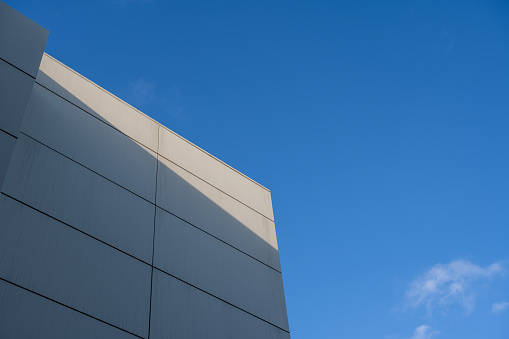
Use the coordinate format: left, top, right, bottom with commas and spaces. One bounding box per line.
9, 0, 509, 337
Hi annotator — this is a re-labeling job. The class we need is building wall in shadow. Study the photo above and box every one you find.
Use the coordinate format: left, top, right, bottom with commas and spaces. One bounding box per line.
0, 23, 290, 338
0, 1, 48, 187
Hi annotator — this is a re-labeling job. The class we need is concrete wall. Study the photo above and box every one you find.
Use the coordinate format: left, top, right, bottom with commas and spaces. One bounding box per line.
0, 2, 290, 338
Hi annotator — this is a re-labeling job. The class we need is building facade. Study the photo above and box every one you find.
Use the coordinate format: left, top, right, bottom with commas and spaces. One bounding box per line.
0, 2, 290, 338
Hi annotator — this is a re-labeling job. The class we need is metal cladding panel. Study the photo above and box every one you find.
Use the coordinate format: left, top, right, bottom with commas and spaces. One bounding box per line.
150, 270, 291, 339
0, 59, 35, 136
22, 83, 157, 203
0, 280, 138, 339
0, 2, 48, 77
36, 54, 158, 151
159, 126, 274, 220
0, 131, 16, 188
0, 195, 152, 338
154, 208, 289, 331
156, 156, 281, 272
1, 135, 154, 264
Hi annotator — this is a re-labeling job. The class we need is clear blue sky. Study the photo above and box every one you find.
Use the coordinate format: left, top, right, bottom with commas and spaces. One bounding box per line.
9, 0, 509, 338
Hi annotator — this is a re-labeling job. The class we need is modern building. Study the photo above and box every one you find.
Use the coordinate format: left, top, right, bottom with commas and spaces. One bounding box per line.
0, 2, 290, 338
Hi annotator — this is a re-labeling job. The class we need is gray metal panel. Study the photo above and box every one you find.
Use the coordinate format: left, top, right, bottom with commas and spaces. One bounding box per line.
159, 126, 274, 220
0, 131, 16, 188
22, 83, 157, 203
154, 208, 289, 330
0, 280, 138, 339
157, 155, 281, 271
36, 54, 158, 151
150, 270, 290, 339
0, 195, 151, 338
0, 59, 35, 136
0, 2, 48, 77
1, 135, 154, 264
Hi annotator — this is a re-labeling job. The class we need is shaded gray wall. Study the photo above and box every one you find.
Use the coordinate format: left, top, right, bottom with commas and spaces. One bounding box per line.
0, 3, 290, 338
0, 1, 48, 185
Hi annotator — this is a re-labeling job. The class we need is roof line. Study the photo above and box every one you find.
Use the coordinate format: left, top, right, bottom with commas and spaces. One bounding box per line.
42, 53, 271, 193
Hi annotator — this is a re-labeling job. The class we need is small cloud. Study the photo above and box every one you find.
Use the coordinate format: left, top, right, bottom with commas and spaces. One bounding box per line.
405, 325, 439, 339
440, 27, 455, 54
167, 105, 185, 119
404, 260, 504, 315
492, 301, 509, 314
127, 78, 155, 108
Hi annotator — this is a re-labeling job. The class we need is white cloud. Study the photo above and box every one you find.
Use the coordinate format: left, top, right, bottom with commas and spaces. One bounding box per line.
405, 325, 438, 339
492, 301, 509, 314
127, 79, 155, 108
405, 260, 504, 315
440, 27, 455, 54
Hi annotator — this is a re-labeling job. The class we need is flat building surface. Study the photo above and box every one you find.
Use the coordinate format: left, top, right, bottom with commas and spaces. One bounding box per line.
0, 2, 290, 338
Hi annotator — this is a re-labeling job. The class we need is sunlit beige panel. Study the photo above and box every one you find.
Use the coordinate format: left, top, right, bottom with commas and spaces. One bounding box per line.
36, 54, 158, 151
159, 126, 274, 220
157, 156, 281, 271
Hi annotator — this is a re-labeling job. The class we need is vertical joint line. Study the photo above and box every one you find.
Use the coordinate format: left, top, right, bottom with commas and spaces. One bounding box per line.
147, 124, 160, 339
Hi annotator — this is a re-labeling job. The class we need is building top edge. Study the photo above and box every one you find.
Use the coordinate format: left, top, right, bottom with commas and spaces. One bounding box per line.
42, 52, 270, 193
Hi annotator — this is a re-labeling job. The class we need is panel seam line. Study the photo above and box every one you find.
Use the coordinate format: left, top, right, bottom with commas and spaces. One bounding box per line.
153, 267, 289, 333
18, 132, 281, 274
0, 128, 18, 140
147, 125, 159, 338
43, 53, 270, 193
156, 205, 281, 273
0, 192, 150, 266
32, 81, 274, 221
0, 277, 144, 339
0, 192, 286, 333
0, 57, 36, 79
157, 151, 274, 222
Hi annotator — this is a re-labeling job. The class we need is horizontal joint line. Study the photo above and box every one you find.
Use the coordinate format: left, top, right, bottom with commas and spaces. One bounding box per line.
0, 193, 286, 333
154, 267, 289, 333
18, 133, 281, 273
0, 128, 18, 140
0, 277, 144, 339
0, 57, 36, 79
